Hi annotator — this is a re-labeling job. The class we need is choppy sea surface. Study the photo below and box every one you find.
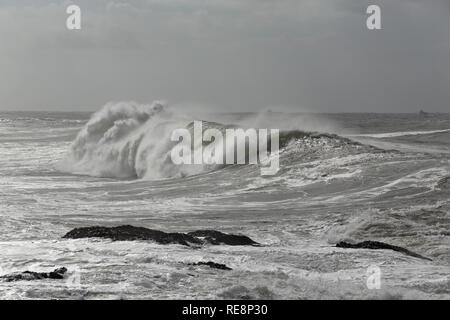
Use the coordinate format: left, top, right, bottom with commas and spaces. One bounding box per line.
0, 103, 449, 299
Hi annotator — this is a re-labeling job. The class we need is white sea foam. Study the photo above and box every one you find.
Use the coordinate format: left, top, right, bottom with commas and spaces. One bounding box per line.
57, 101, 209, 180
58, 101, 281, 180
348, 128, 450, 138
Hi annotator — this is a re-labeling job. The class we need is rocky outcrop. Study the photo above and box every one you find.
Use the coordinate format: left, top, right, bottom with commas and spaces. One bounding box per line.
63, 225, 202, 246
63, 225, 259, 247
190, 261, 232, 270
336, 241, 432, 261
0, 267, 67, 282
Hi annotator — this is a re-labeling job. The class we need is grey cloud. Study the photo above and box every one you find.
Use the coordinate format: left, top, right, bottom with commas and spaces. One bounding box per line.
0, 0, 448, 112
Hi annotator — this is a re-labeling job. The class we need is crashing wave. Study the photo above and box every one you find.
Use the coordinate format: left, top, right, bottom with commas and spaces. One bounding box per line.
58, 101, 184, 179
58, 101, 382, 180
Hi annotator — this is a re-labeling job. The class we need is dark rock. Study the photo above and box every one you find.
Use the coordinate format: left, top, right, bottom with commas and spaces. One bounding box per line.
0, 267, 67, 282
187, 230, 260, 246
336, 241, 432, 261
63, 225, 259, 247
63, 225, 202, 246
190, 261, 232, 270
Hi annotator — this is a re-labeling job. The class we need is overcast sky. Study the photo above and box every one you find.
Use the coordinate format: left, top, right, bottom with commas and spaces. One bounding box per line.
0, 0, 449, 112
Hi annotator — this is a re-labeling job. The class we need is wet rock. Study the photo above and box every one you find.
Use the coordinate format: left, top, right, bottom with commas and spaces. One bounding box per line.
190, 261, 232, 270
187, 230, 260, 246
63, 225, 202, 246
336, 241, 432, 261
0, 267, 67, 282
63, 225, 259, 247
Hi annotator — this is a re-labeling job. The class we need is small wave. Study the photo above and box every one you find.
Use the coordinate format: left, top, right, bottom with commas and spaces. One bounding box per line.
348, 128, 450, 139
280, 130, 368, 149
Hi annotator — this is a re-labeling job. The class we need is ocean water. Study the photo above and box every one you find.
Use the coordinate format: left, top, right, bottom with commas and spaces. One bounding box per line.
0, 103, 449, 300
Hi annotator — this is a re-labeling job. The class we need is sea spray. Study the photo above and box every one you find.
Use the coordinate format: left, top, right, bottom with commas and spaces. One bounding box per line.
58, 101, 282, 179
57, 101, 182, 179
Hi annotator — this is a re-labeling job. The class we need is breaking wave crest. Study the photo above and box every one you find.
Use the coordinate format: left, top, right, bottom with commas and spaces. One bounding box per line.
58, 102, 380, 180
58, 101, 189, 179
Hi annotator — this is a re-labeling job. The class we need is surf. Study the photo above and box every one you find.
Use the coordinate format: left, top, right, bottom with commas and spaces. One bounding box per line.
57, 101, 386, 181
